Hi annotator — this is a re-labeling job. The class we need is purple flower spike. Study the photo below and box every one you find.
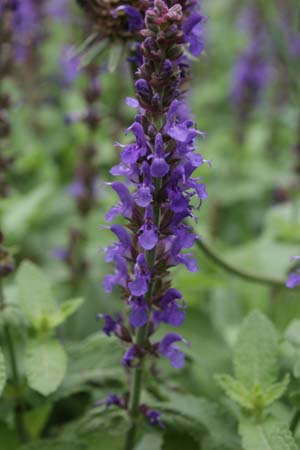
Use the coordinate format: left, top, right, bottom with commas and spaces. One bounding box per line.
159, 333, 188, 369
102, 0, 207, 416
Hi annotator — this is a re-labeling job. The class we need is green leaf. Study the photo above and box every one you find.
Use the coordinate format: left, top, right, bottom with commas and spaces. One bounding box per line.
108, 43, 124, 72
25, 338, 67, 396
56, 333, 124, 399
216, 374, 290, 410
17, 261, 57, 331
156, 392, 239, 449
234, 310, 278, 389
47, 298, 84, 328
135, 433, 163, 450
0, 345, 7, 396
24, 404, 52, 439
2, 185, 52, 239
216, 374, 253, 409
17, 262, 84, 332
263, 375, 290, 406
239, 418, 298, 450
285, 320, 300, 346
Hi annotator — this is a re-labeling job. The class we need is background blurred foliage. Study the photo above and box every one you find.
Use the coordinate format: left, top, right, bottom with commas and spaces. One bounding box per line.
1, 0, 300, 448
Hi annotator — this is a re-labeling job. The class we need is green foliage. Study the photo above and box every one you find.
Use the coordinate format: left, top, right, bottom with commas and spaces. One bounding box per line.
135, 433, 163, 450
25, 338, 67, 396
234, 310, 278, 389
239, 418, 298, 450
56, 333, 124, 398
217, 311, 290, 416
0, 346, 7, 396
16, 261, 83, 333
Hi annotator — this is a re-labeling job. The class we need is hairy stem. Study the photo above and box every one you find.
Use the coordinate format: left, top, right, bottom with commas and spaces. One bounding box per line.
0, 282, 28, 443
195, 237, 286, 287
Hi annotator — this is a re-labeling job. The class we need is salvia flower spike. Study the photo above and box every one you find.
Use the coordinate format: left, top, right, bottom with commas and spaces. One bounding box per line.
100, 0, 206, 443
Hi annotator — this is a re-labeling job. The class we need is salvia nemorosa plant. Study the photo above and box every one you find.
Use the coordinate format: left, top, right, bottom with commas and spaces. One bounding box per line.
231, 7, 269, 143
99, 0, 207, 447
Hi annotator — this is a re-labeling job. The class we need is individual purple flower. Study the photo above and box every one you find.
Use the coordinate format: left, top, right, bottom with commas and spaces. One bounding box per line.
153, 288, 185, 327
128, 254, 150, 296
138, 207, 159, 251
106, 181, 133, 222
145, 409, 165, 428
97, 314, 118, 336
113, 5, 144, 32
122, 346, 138, 367
133, 185, 152, 207
105, 224, 132, 262
286, 271, 300, 289
183, 11, 206, 57
150, 134, 169, 178
95, 393, 123, 409
158, 333, 188, 369
103, 254, 128, 293
129, 298, 148, 328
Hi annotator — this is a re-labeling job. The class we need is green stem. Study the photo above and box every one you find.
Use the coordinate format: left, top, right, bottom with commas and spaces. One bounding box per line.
123, 326, 148, 450
0, 282, 28, 443
195, 237, 286, 287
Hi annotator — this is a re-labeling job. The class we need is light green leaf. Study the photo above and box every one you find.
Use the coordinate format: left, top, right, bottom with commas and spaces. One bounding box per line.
17, 261, 56, 331
285, 320, 300, 346
47, 298, 84, 328
239, 418, 298, 450
56, 333, 124, 399
263, 375, 290, 406
2, 185, 52, 239
25, 338, 67, 396
108, 43, 124, 72
234, 310, 278, 389
216, 374, 253, 409
0, 346, 7, 396
135, 434, 163, 450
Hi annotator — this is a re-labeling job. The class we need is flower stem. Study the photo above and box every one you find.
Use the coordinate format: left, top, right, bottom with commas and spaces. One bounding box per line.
0, 281, 28, 443
123, 325, 148, 450
195, 237, 286, 287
